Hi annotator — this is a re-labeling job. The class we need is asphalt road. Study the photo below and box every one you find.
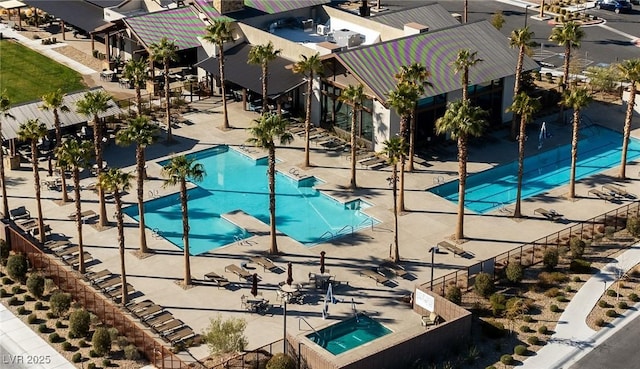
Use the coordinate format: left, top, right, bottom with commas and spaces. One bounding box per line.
568, 312, 640, 369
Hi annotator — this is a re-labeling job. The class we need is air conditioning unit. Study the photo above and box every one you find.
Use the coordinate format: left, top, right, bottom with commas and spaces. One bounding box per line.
316, 24, 329, 35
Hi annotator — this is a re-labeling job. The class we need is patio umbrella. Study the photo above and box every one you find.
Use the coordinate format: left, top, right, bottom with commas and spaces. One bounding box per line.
538, 121, 547, 150
251, 273, 258, 297
286, 262, 293, 286
320, 251, 326, 274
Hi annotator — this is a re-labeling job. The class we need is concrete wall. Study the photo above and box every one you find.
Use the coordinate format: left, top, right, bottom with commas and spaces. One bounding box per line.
322, 6, 404, 42
237, 23, 315, 60
622, 89, 640, 115
502, 75, 516, 123
373, 100, 393, 151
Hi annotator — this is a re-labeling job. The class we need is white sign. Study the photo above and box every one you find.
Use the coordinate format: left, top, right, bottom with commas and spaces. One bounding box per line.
415, 289, 434, 312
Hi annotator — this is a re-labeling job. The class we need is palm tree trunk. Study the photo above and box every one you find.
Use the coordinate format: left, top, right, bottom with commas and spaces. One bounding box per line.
164, 62, 173, 142
73, 169, 85, 274
569, 108, 580, 198
349, 107, 357, 190
180, 179, 191, 285
464, 0, 468, 23
135, 85, 142, 117
55, 110, 68, 203
31, 142, 45, 244
268, 146, 278, 254
60, 168, 69, 203
558, 46, 571, 123
304, 73, 313, 167
262, 65, 269, 114
456, 135, 468, 239
220, 45, 229, 129
620, 84, 636, 179
0, 134, 8, 219
392, 164, 399, 262
462, 69, 469, 102
514, 116, 527, 218
540, 0, 545, 17
94, 116, 107, 228
114, 190, 128, 304
408, 110, 416, 172
511, 48, 525, 140
136, 146, 148, 253
399, 156, 405, 212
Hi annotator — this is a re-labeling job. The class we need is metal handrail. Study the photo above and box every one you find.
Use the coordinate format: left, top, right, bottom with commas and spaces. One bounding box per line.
359, 218, 375, 231
336, 225, 353, 236
298, 316, 320, 337
319, 230, 334, 240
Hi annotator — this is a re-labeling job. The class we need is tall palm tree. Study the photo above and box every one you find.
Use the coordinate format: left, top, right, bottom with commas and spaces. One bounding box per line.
387, 82, 418, 213
98, 169, 133, 304
549, 21, 584, 93
247, 41, 281, 114
0, 91, 12, 219
56, 139, 93, 274
453, 49, 482, 102
395, 63, 431, 172
116, 116, 159, 255
339, 84, 365, 190
507, 92, 541, 218
122, 58, 149, 117
247, 113, 293, 254
41, 89, 70, 202
435, 101, 488, 240
203, 20, 234, 130
149, 37, 179, 142
292, 53, 323, 168
540, 0, 545, 17
381, 136, 407, 263
509, 27, 534, 140
617, 59, 640, 179
17, 119, 48, 244
76, 90, 111, 229
162, 155, 205, 286
561, 87, 591, 199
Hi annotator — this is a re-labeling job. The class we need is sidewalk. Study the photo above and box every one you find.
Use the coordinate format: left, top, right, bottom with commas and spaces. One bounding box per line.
521, 244, 640, 369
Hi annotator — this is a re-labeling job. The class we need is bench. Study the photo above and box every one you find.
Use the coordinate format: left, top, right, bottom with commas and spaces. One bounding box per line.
589, 189, 616, 202
204, 272, 231, 288
359, 269, 389, 285
438, 241, 464, 257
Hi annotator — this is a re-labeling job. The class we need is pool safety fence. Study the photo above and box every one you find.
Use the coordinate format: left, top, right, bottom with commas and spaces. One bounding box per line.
427, 201, 640, 295
205, 339, 284, 369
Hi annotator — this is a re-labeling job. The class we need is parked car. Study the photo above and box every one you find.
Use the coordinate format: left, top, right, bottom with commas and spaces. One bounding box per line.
631, 0, 639, 5
595, 0, 633, 13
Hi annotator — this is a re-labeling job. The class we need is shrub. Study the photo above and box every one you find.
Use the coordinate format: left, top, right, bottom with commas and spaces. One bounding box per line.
72, 353, 82, 363
34, 301, 43, 310
527, 336, 540, 345
605, 226, 616, 238
46, 312, 55, 319
607, 289, 617, 297
27, 313, 37, 324
17, 306, 26, 315
124, 344, 141, 360
11, 285, 21, 295
539, 271, 569, 287
48, 332, 60, 343
474, 272, 494, 298
500, 354, 513, 365
629, 293, 639, 302
627, 216, 640, 237
606, 309, 617, 318
116, 336, 129, 350
38, 323, 47, 333
69, 309, 91, 338
102, 359, 111, 367
520, 325, 531, 333
550, 304, 560, 313
8, 296, 18, 306
55, 320, 64, 329
543, 249, 559, 270
545, 287, 561, 297
26, 274, 45, 299
24, 294, 35, 301
62, 341, 72, 351
6, 254, 28, 282
569, 238, 586, 259
557, 296, 569, 303
2, 276, 13, 285
481, 319, 505, 339
50, 292, 71, 317
446, 285, 462, 304
506, 263, 524, 284
570, 259, 592, 273
573, 276, 582, 282
618, 301, 628, 310
565, 285, 573, 293
523, 315, 533, 323
490, 293, 506, 316
538, 325, 549, 334
202, 315, 248, 355
514, 345, 527, 356
0, 240, 9, 266
0, 288, 6, 297
266, 353, 296, 369
598, 300, 609, 308
595, 318, 605, 327
79, 340, 88, 348
92, 327, 112, 356
89, 349, 99, 358
108, 327, 119, 342
87, 363, 96, 369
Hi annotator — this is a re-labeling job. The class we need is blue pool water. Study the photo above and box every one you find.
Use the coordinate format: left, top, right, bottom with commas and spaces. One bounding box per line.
123, 146, 378, 254
430, 125, 640, 214
307, 314, 391, 355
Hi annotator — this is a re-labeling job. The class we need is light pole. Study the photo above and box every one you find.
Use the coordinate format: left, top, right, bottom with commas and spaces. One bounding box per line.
283, 298, 287, 354
428, 246, 439, 290
524, 5, 531, 28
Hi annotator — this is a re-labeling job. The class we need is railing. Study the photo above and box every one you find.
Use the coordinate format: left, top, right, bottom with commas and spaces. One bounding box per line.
336, 225, 353, 236
298, 316, 320, 337
318, 230, 334, 241
359, 217, 375, 231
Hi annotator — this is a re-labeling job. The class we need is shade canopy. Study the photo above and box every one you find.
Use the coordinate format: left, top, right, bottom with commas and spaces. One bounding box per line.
0, 0, 26, 9
23, 0, 108, 33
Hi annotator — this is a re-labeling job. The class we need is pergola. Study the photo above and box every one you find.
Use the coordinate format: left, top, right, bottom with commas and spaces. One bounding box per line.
0, 0, 26, 30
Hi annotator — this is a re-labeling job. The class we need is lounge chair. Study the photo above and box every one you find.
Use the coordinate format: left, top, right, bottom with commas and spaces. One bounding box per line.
145, 312, 174, 327
9, 206, 30, 221
603, 184, 634, 199
438, 240, 465, 257
29, 224, 52, 237
156, 319, 184, 335
96, 276, 121, 291
380, 261, 408, 278
106, 284, 135, 300
85, 269, 111, 283
165, 327, 195, 344
135, 304, 163, 319
534, 208, 563, 222
44, 239, 70, 250
64, 252, 92, 267
68, 210, 97, 222
204, 272, 231, 288
54, 245, 80, 257
589, 189, 616, 202
250, 256, 279, 272
421, 311, 439, 326
359, 269, 389, 286
126, 300, 154, 313
225, 264, 252, 280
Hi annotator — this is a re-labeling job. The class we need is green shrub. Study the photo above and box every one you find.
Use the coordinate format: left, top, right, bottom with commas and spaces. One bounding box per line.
79, 340, 88, 348
6, 254, 28, 282
606, 309, 617, 318
8, 296, 18, 306
124, 344, 141, 360
569, 238, 586, 259
538, 325, 549, 334
595, 318, 605, 327
506, 263, 524, 284
527, 336, 540, 345
514, 345, 527, 356
629, 293, 639, 302
607, 289, 617, 297
520, 325, 531, 333
474, 272, 494, 298
108, 327, 119, 342
627, 216, 640, 236
550, 304, 560, 313
570, 259, 592, 273
38, 323, 47, 333
2, 276, 13, 285
605, 226, 616, 238
116, 336, 129, 350
87, 363, 96, 369
557, 296, 569, 303
55, 320, 64, 329
543, 249, 559, 270
49, 291, 71, 317
500, 354, 513, 365
0, 288, 6, 297
69, 309, 91, 338
26, 273, 45, 299
34, 301, 43, 310
573, 276, 582, 282
72, 353, 82, 363
11, 285, 22, 295
618, 301, 628, 310
538, 271, 569, 287
62, 341, 72, 351
0, 240, 9, 266
481, 319, 505, 339
486, 367, 497, 369
598, 300, 609, 308
489, 293, 506, 316
89, 349, 98, 358
27, 313, 37, 324
446, 285, 462, 304
266, 353, 296, 369
92, 327, 112, 356
523, 315, 533, 323
102, 359, 111, 367
49, 332, 60, 343
16, 306, 26, 315
24, 294, 35, 302
46, 312, 55, 319
545, 287, 561, 297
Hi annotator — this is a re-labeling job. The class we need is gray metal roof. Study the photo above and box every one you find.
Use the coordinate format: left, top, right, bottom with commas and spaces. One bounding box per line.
23, 0, 108, 32
372, 3, 460, 31
0, 87, 124, 141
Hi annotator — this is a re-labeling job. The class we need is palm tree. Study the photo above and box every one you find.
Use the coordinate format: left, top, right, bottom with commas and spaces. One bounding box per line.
98, 169, 133, 304
17, 119, 48, 243
203, 20, 234, 130
387, 82, 418, 213
464, 0, 468, 23
395, 63, 431, 172
453, 49, 482, 102
41, 89, 70, 202
149, 37, 179, 142
381, 136, 407, 263
292, 53, 323, 168
617, 59, 640, 179
339, 84, 365, 190
77, 90, 111, 229
247, 41, 281, 114
435, 101, 488, 240
116, 116, 159, 255
540, 0, 545, 17
162, 155, 205, 286
509, 27, 534, 140
507, 92, 541, 218
247, 113, 293, 254
56, 139, 93, 274
561, 87, 591, 199
549, 21, 584, 92
0, 91, 12, 219
122, 58, 149, 117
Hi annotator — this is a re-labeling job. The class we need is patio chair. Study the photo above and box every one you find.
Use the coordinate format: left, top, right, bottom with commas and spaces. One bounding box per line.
589, 189, 616, 202
44, 239, 70, 250
126, 300, 154, 313
359, 269, 389, 286
155, 319, 184, 335
9, 206, 30, 221
204, 272, 231, 288
603, 184, 634, 199
145, 312, 174, 327
165, 327, 195, 344
250, 256, 279, 272
68, 210, 97, 222
135, 304, 163, 319
64, 252, 93, 268
534, 208, 563, 222
106, 284, 135, 300
85, 269, 111, 283
54, 245, 80, 257
379, 261, 408, 278
421, 312, 439, 326
438, 240, 465, 257
95, 276, 121, 291
225, 264, 252, 280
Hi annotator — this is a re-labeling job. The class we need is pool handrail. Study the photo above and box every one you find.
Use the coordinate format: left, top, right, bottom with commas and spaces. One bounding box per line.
298, 316, 321, 339
336, 225, 353, 236
359, 218, 375, 231
319, 230, 334, 241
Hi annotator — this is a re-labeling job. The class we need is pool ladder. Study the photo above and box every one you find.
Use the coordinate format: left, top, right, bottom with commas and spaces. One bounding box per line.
298, 317, 322, 343
148, 189, 159, 199
359, 218, 375, 231
151, 228, 163, 239
433, 176, 444, 184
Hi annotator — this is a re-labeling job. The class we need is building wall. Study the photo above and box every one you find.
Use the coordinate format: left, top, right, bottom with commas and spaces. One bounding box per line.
502, 75, 516, 123
375, 102, 396, 151
237, 23, 316, 60
322, 6, 404, 42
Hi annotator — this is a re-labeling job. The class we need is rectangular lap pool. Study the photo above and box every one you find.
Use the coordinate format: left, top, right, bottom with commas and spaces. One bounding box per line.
430, 125, 640, 214
123, 146, 379, 254
307, 314, 391, 355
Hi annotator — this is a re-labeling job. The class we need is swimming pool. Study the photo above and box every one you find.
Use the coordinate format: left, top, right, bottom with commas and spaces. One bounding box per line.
123, 146, 378, 254
430, 125, 640, 214
307, 314, 391, 355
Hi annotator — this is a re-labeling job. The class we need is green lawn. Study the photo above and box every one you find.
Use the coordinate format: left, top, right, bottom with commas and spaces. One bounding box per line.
0, 39, 87, 104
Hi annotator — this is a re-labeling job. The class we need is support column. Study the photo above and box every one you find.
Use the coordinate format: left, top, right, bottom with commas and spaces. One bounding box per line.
105, 32, 110, 63
61, 20, 65, 40
242, 89, 247, 111
91, 34, 95, 52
